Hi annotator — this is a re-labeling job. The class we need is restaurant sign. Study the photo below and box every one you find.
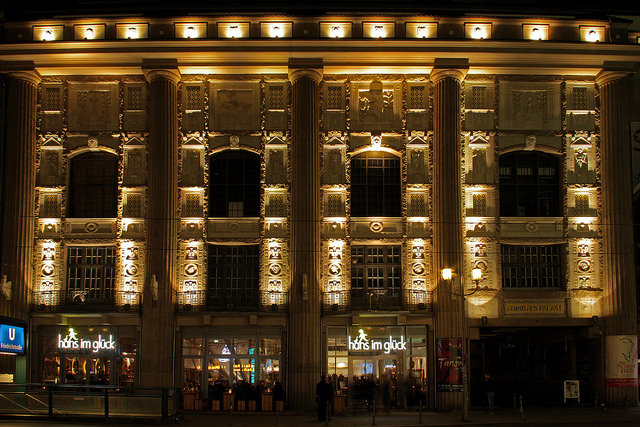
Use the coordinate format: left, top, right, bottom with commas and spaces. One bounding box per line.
348, 329, 407, 354
57, 327, 116, 353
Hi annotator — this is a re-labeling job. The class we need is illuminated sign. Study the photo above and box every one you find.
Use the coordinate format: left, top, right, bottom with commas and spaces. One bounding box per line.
57, 328, 116, 353
0, 323, 25, 355
348, 329, 407, 354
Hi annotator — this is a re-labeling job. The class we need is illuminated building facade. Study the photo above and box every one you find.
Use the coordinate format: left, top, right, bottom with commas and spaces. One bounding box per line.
0, 4, 638, 410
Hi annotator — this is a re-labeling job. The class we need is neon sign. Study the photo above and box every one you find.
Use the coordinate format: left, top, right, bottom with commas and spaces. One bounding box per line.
57, 328, 116, 353
348, 329, 407, 354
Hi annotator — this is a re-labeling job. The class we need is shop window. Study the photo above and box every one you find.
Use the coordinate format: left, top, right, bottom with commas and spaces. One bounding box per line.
351, 245, 401, 309
207, 245, 259, 310
499, 151, 560, 217
68, 152, 118, 218
208, 150, 260, 217
501, 244, 563, 288
350, 151, 401, 217
66, 246, 116, 305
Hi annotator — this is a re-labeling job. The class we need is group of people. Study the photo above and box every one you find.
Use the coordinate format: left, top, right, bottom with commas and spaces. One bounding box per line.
207, 379, 285, 410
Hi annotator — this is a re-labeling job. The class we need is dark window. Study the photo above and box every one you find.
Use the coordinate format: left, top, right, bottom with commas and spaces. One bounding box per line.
351, 152, 401, 217
499, 151, 560, 217
68, 152, 118, 218
67, 246, 116, 299
207, 245, 259, 309
209, 151, 260, 217
501, 245, 562, 289
351, 245, 401, 308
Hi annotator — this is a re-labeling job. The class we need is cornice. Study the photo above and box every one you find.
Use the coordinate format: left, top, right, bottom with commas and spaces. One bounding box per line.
596, 61, 639, 86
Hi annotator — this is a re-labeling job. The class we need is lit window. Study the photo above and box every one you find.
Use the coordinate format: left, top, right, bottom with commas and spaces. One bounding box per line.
351, 245, 402, 310
66, 246, 116, 305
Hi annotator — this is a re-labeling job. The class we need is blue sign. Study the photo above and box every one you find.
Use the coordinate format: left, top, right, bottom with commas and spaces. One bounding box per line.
0, 323, 25, 355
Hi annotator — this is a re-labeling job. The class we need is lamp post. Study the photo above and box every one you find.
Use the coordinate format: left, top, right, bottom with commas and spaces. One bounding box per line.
441, 267, 482, 422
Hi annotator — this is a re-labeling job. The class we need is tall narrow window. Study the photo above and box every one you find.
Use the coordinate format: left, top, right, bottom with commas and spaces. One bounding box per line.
351, 245, 401, 309
501, 244, 562, 289
499, 151, 560, 217
351, 152, 401, 217
207, 245, 259, 310
67, 246, 116, 304
209, 151, 260, 217
68, 152, 118, 218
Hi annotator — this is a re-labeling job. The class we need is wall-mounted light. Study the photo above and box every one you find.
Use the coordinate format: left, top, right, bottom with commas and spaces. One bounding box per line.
73, 24, 105, 40
465, 23, 491, 40
176, 22, 206, 39
218, 22, 249, 38
406, 22, 437, 39
581, 26, 604, 43
34, 25, 63, 42
260, 22, 292, 38
321, 22, 352, 38
116, 23, 148, 39
364, 22, 394, 38
523, 24, 549, 41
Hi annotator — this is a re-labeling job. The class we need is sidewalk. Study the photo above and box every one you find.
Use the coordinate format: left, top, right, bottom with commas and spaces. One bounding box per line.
179, 406, 640, 427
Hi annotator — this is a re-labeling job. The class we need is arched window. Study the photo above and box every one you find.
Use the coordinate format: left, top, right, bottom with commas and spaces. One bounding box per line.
350, 151, 401, 217
68, 152, 118, 218
499, 151, 560, 217
209, 150, 260, 217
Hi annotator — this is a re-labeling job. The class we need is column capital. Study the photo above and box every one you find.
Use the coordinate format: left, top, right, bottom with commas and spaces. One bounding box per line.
0, 62, 41, 85
596, 61, 639, 86
430, 58, 469, 83
288, 58, 323, 82
142, 59, 181, 83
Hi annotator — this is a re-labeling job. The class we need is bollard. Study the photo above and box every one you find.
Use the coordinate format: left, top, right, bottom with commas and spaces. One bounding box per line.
418, 398, 423, 425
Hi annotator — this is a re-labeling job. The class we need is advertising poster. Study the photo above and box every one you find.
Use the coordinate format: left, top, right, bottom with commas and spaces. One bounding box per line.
436, 338, 463, 391
605, 335, 638, 388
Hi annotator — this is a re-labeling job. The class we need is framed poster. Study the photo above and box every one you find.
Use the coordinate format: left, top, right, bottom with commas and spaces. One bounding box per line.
436, 338, 463, 391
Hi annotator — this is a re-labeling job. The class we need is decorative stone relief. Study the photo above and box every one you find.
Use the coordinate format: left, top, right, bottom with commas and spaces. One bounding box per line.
68, 82, 119, 131
266, 192, 287, 217
464, 82, 495, 130
498, 82, 561, 130
177, 243, 206, 308
322, 240, 346, 308
407, 148, 428, 184
324, 83, 346, 130
210, 82, 260, 131
119, 243, 144, 307
566, 82, 596, 131
34, 242, 62, 307
464, 133, 494, 184
40, 84, 64, 131
123, 148, 146, 186
265, 147, 287, 184
323, 147, 346, 184
38, 148, 62, 187
265, 82, 288, 130
181, 148, 204, 187
182, 83, 205, 131
350, 81, 401, 131
262, 241, 289, 308
567, 135, 596, 184
123, 83, 146, 131
406, 82, 430, 130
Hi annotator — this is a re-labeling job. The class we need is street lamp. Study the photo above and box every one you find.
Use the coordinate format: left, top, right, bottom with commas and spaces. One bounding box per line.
441, 267, 482, 422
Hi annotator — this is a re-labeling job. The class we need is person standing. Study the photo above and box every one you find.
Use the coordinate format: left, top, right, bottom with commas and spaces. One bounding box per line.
316, 375, 333, 421
484, 373, 496, 414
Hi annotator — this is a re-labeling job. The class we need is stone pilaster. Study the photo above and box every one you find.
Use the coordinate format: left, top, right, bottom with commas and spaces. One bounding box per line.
0, 67, 40, 320
287, 58, 323, 410
140, 62, 180, 387
596, 63, 639, 406
430, 59, 468, 410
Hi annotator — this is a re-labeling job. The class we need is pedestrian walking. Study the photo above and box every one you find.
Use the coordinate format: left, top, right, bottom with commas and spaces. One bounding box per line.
316, 375, 333, 421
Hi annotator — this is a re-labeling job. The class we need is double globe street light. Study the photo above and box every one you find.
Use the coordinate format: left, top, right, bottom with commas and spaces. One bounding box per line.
441, 267, 482, 422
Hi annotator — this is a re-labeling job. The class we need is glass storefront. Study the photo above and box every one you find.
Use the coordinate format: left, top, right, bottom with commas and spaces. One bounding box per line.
327, 325, 427, 408
38, 325, 138, 386
181, 326, 282, 397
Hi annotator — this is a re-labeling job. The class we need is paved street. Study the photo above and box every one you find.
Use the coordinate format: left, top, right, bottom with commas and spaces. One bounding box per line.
2, 407, 640, 426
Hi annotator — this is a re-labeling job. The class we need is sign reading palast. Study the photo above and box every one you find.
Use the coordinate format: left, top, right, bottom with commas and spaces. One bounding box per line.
504, 301, 565, 315
57, 327, 116, 353
0, 323, 25, 355
348, 329, 407, 354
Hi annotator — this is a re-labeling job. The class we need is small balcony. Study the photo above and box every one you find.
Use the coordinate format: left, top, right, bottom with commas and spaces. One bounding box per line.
176, 289, 288, 313
31, 290, 141, 313
322, 289, 433, 312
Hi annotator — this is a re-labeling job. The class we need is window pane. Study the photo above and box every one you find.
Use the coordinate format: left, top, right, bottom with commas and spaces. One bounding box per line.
209, 151, 260, 217
501, 244, 562, 289
68, 152, 118, 218
351, 152, 401, 217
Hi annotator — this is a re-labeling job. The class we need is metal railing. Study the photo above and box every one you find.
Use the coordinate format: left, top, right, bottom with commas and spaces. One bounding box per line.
31, 290, 141, 313
176, 289, 288, 312
0, 384, 178, 421
322, 289, 433, 312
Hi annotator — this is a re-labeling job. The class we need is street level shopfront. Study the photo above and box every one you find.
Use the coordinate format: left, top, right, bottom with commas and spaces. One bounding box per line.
327, 325, 429, 408
181, 326, 283, 399
36, 325, 138, 386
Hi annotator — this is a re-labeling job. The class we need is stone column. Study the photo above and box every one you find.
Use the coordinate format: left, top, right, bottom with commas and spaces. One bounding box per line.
596, 63, 639, 406
430, 59, 468, 411
0, 66, 40, 320
287, 58, 323, 410
140, 61, 180, 387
